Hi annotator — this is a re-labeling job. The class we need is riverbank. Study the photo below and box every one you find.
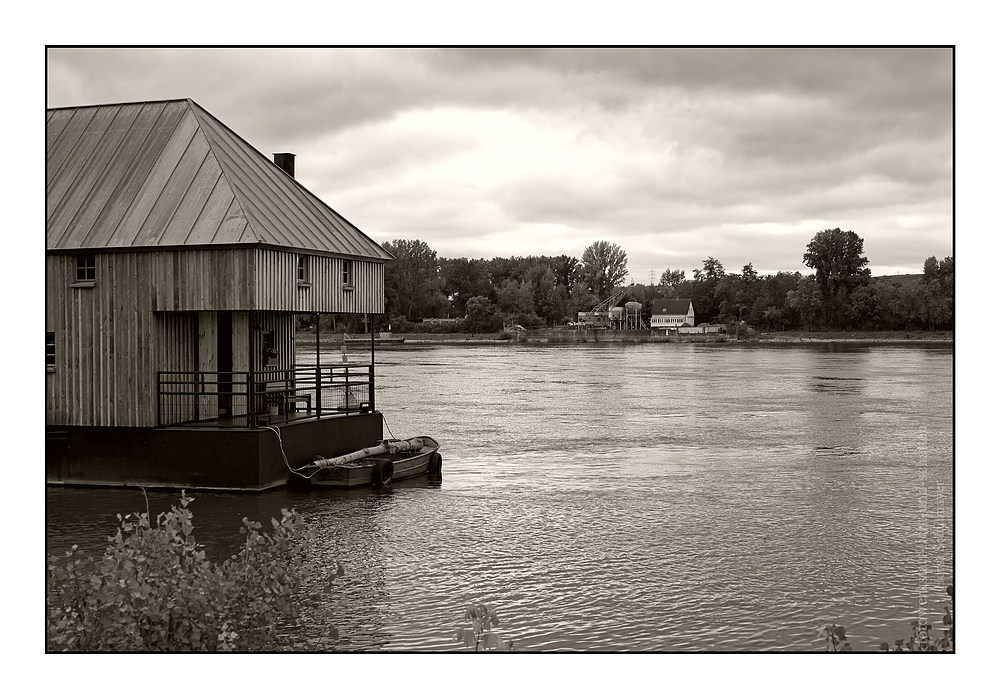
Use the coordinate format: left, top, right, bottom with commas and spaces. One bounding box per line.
295, 329, 953, 346
295, 332, 513, 346
755, 330, 953, 344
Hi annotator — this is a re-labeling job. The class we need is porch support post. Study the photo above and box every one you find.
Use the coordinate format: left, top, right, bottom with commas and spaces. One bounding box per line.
370, 314, 376, 411
249, 310, 256, 428
315, 312, 321, 418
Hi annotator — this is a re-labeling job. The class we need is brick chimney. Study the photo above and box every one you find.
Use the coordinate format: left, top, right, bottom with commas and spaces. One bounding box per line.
273, 152, 295, 178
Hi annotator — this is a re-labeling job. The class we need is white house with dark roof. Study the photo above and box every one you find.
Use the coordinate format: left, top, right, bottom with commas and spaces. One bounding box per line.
650, 299, 695, 330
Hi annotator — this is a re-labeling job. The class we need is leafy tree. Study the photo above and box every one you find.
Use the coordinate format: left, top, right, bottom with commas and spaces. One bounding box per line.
847, 282, 885, 330
382, 239, 447, 320
687, 257, 726, 323
888, 282, 922, 330
465, 295, 500, 334
542, 283, 571, 324
919, 255, 954, 330
915, 283, 951, 330
498, 278, 535, 316
802, 228, 871, 327
658, 268, 687, 296
441, 257, 493, 317
570, 280, 600, 315
581, 241, 629, 301
693, 256, 726, 283
786, 275, 824, 330
552, 255, 582, 291
762, 305, 791, 331
523, 265, 568, 324
525, 264, 555, 316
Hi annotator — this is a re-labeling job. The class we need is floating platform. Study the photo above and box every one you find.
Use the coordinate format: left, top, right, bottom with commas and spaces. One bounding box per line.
45, 412, 384, 492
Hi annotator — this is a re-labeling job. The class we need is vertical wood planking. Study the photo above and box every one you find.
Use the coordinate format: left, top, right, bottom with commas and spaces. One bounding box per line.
197, 312, 218, 419
254, 249, 385, 313
232, 311, 250, 418
46, 246, 383, 428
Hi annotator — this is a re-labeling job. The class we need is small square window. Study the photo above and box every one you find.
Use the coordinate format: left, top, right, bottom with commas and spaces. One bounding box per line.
76, 254, 96, 281
342, 259, 353, 288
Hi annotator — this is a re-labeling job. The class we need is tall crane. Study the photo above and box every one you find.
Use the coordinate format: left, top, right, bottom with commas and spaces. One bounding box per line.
581, 285, 634, 328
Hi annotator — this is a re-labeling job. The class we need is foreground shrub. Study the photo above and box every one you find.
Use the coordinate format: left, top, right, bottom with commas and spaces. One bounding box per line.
456, 601, 513, 651
819, 584, 953, 652
46, 493, 337, 652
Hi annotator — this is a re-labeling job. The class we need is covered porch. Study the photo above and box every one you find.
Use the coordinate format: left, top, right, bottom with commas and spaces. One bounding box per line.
157, 362, 376, 429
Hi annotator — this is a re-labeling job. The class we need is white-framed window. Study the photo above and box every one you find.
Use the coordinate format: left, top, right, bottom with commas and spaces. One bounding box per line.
297, 255, 310, 286
342, 259, 354, 289
77, 254, 96, 281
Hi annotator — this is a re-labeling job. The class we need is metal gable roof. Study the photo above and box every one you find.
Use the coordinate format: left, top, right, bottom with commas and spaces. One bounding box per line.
650, 298, 693, 315
46, 98, 392, 261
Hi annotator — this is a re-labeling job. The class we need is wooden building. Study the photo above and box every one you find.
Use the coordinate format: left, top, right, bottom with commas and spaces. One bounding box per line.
650, 299, 695, 331
46, 98, 394, 490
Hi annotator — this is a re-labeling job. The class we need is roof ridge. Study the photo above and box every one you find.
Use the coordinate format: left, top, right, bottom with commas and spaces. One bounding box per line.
47, 97, 191, 112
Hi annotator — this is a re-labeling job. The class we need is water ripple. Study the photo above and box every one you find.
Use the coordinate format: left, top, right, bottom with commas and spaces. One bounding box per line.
47, 344, 953, 651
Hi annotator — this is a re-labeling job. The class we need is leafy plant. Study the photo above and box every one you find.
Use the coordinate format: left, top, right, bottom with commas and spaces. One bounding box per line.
889, 584, 954, 652
819, 584, 953, 652
818, 624, 852, 652
46, 493, 342, 652
457, 602, 513, 651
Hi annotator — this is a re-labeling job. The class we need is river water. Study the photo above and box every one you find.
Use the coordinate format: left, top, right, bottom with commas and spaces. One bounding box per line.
46, 342, 954, 651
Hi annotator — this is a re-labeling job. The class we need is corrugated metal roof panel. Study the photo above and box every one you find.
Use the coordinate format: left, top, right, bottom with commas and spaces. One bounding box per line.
187, 101, 390, 259
46, 98, 392, 261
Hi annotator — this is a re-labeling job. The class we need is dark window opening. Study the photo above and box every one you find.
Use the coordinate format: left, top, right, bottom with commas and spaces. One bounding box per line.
343, 259, 353, 287
76, 254, 96, 281
46, 332, 55, 368
297, 255, 309, 283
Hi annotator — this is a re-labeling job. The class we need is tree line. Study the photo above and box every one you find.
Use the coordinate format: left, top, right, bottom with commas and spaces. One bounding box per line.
313, 229, 952, 334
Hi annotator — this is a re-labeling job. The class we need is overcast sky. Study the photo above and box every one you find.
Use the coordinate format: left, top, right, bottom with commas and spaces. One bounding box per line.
46, 47, 953, 280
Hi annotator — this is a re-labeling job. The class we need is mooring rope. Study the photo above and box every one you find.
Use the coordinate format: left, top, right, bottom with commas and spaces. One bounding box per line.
263, 425, 303, 474
266, 413, 401, 476
382, 413, 397, 440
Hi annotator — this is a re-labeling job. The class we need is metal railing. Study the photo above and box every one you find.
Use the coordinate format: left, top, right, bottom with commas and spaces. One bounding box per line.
157, 363, 374, 428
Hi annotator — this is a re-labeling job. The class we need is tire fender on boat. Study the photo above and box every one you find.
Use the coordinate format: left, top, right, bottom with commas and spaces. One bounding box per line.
428, 451, 443, 476
373, 458, 394, 486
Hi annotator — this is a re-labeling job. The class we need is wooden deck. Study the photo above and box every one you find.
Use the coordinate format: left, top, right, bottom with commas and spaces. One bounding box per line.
161, 409, 318, 429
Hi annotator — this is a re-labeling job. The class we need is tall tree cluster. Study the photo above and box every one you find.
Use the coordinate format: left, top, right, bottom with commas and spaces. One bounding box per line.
373, 232, 952, 333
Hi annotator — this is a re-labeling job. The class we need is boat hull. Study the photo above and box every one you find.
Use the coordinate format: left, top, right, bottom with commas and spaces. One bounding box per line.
309, 436, 440, 488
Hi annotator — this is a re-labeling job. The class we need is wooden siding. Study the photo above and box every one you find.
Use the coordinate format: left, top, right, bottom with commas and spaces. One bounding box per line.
256, 249, 385, 313
145, 248, 382, 313
152, 248, 257, 311
47, 253, 198, 427
251, 311, 295, 374
47, 250, 363, 427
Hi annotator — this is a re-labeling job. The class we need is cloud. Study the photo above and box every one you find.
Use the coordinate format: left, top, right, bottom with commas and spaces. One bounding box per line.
46, 47, 953, 279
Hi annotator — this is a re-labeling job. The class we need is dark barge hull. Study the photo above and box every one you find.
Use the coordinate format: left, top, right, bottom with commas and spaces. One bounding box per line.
45, 412, 383, 492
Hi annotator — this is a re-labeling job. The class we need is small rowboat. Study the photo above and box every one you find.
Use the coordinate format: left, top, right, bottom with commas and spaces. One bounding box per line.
303, 436, 441, 488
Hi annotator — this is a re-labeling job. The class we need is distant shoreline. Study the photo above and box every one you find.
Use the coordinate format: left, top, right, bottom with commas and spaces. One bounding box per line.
754, 330, 953, 344
296, 329, 953, 346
